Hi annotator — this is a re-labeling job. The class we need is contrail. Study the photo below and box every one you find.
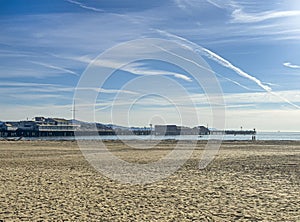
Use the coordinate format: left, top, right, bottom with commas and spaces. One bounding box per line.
199, 48, 272, 92
31, 61, 79, 76
155, 29, 300, 109
154, 42, 258, 91
214, 73, 257, 91
155, 29, 271, 92
66, 0, 103, 12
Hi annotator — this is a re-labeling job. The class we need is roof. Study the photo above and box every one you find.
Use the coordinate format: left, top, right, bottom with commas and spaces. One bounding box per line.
53, 118, 69, 123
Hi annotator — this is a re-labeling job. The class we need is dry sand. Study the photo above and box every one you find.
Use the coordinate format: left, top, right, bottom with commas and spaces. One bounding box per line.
0, 140, 299, 221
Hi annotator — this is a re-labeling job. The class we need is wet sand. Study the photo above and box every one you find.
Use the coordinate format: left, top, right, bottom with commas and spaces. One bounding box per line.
0, 140, 299, 221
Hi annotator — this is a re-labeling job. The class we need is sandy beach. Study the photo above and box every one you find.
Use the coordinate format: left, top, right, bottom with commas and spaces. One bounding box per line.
0, 140, 299, 221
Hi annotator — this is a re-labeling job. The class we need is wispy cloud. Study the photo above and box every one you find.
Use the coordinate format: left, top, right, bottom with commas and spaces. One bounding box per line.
283, 62, 300, 69
206, 0, 300, 23
9, 93, 66, 100
75, 87, 138, 95
0, 81, 57, 87
68, 54, 193, 82
174, 0, 187, 10
155, 29, 272, 92
0, 49, 39, 58
187, 90, 300, 110
205, 0, 224, 9
231, 9, 300, 23
155, 30, 300, 109
66, 0, 104, 12
199, 47, 272, 92
124, 63, 192, 82
222, 90, 300, 105
0, 81, 137, 96
30, 61, 79, 76
215, 73, 258, 91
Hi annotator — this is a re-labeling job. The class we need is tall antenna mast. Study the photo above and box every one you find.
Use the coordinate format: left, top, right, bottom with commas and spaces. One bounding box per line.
71, 100, 76, 121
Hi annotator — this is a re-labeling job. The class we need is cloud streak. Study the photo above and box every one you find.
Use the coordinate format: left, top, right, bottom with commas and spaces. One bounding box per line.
215, 73, 258, 91
206, 0, 300, 23
199, 47, 272, 92
231, 9, 300, 23
0, 81, 137, 96
156, 29, 272, 92
68, 54, 193, 82
66, 0, 104, 12
205, 0, 224, 9
283, 62, 300, 69
30, 61, 79, 76
155, 30, 300, 109
124, 62, 192, 82
75, 87, 138, 95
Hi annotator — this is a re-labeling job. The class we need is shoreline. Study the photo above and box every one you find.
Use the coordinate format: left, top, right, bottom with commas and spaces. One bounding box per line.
1, 138, 300, 143
2, 131, 300, 142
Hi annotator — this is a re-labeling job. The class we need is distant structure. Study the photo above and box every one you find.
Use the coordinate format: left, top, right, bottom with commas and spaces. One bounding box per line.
71, 101, 77, 121
0, 116, 120, 137
198, 126, 210, 135
34, 117, 78, 131
0, 117, 80, 137
155, 125, 180, 136
154, 125, 210, 136
0, 117, 256, 138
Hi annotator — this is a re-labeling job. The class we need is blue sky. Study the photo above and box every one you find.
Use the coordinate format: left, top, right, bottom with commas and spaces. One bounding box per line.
0, 0, 299, 131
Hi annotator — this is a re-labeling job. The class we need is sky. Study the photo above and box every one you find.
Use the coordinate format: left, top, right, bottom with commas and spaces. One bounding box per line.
0, 0, 300, 131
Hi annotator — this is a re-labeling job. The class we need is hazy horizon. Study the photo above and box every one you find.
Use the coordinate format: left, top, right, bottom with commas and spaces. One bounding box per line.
1, 0, 299, 132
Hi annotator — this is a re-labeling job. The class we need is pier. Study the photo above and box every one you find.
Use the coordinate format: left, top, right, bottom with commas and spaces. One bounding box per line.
0, 128, 256, 138
0, 129, 153, 138
0, 129, 117, 138
210, 130, 256, 135
0, 118, 256, 138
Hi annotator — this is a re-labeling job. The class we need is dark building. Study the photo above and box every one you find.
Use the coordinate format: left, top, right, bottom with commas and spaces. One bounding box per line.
3, 122, 19, 131
154, 125, 180, 135
198, 126, 210, 135
18, 121, 38, 131
0, 122, 4, 130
